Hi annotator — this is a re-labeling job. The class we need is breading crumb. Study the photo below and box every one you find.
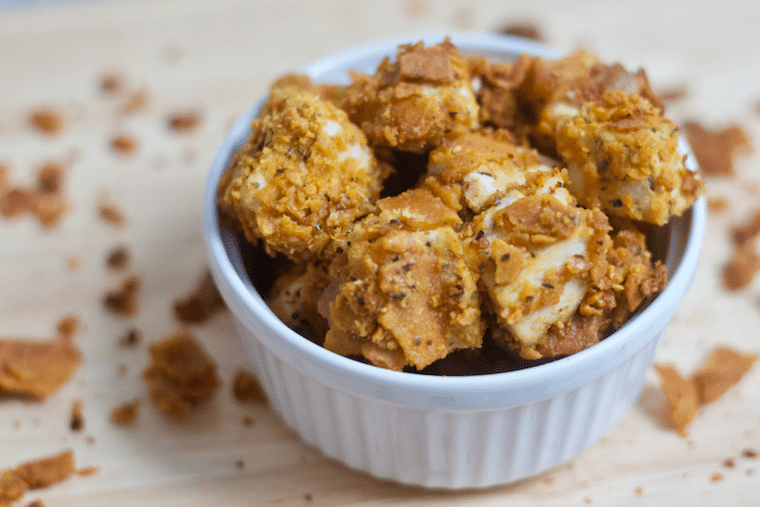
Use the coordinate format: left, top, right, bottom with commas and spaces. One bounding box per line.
143, 329, 221, 418
233, 370, 268, 404
682, 121, 751, 177
110, 400, 139, 426
70, 399, 84, 432
499, 22, 545, 41
174, 270, 226, 324
111, 135, 138, 155
168, 112, 201, 132
0, 339, 82, 400
29, 108, 64, 135
106, 246, 130, 270
103, 276, 141, 316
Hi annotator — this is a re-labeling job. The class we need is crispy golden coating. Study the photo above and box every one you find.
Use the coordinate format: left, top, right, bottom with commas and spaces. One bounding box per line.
556, 90, 704, 225
469, 193, 611, 359
422, 132, 569, 216
266, 259, 331, 342
324, 189, 484, 371
344, 39, 479, 153
218, 90, 388, 262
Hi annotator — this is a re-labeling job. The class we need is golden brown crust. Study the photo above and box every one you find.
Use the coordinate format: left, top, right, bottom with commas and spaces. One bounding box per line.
324, 189, 484, 370
557, 90, 704, 225
218, 90, 387, 262
344, 39, 479, 153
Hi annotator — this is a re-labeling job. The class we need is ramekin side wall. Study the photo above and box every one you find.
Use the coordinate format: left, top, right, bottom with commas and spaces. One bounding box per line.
230, 313, 661, 489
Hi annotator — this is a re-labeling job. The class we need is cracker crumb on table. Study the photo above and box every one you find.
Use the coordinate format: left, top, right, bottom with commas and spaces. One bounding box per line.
143, 329, 220, 419
0, 339, 82, 400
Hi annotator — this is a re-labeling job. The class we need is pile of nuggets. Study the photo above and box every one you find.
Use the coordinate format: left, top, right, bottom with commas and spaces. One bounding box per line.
217, 39, 704, 372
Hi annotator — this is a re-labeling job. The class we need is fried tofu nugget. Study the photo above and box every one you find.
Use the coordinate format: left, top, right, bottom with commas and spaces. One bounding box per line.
324, 189, 484, 371
344, 39, 480, 153
218, 89, 387, 262
556, 90, 704, 225
469, 192, 611, 359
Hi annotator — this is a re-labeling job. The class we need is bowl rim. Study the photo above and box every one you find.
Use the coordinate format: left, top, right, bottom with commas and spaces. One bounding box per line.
204, 32, 706, 409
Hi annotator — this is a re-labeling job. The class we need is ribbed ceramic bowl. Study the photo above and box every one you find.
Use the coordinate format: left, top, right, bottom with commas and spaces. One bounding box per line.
204, 32, 706, 489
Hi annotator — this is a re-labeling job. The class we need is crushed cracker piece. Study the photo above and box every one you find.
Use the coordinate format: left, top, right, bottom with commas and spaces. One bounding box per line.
692, 347, 758, 404
682, 121, 751, 176
657, 86, 688, 103
499, 22, 545, 41
67, 256, 81, 272
14, 450, 75, 489
654, 364, 699, 437
26, 499, 46, 507
143, 329, 220, 419
121, 89, 149, 114
707, 196, 728, 213
29, 108, 64, 135
724, 458, 735, 468
56, 315, 79, 340
0, 162, 69, 228
731, 209, 760, 246
103, 276, 141, 316
233, 370, 268, 404
106, 245, 130, 269
119, 328, 141, 347
0, 339, 82, 400
98, 195, 126, 227
743, 449, 757, 459
110, 400, 139, 426
722, 243, 760, 290
70, 399, 84, 432
174, 270, 226, 324
0, 470, 28, 506
710, 472, 724, 482
168, 112, 201, 132
76, 466, 99, 477
100, 73, 122, 94
111, 135, 138, 155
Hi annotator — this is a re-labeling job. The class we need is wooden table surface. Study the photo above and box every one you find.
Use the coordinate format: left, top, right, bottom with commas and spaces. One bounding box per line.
1, 0, 759, 505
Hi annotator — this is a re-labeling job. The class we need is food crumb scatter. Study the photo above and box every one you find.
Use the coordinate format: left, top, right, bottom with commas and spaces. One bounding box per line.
707, 196, 728, 213
67, 256, 81, 272
499, 22, 545, 41
56, 315, 80, 340
110, 400, 139, 426
710, 472, 724, 482
723, 458, 735, 468
233, 370, 268, 404
722, 244, 760, 290
242, 416, 255, 427
70, 399, 84, 432
143, 329, 221, 419
111, 135, 138, 155
75, 466, 99, 477
100, 73, 123, 94
0, 339, 82, 400
655, 347, 758, 436
103, 276, 141, 316
0, 162, 70, 228
97, 193, 127, 227
168, 112, 201, 132
742, 449, 757, 459
29, 108, 64, 135
119, 328, 141, 348
173, 270, 226, 324
0, 451, 81, 506
682, 121, 751, 177
121, 89, 149, 114
106, 246, 130, 270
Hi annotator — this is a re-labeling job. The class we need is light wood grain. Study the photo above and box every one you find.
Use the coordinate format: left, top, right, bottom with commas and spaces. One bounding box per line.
1, 0, 759, 505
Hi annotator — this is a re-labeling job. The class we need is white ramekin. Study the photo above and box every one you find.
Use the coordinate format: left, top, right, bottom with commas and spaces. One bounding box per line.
204, 32, 706, 489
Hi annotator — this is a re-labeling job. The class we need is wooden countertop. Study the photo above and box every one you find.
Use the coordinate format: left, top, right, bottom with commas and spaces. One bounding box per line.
1, 0, 759, 505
